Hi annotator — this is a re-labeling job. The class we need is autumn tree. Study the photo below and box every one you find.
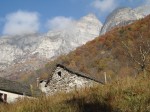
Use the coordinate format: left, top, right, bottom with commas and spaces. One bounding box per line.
122, 34, 150, 76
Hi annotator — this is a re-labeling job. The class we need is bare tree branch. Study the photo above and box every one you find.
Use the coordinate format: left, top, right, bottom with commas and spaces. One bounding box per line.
121, 41, 142, 66
121, 34, 150, 73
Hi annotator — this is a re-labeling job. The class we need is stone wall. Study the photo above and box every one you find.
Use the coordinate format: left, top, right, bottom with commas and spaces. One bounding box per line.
39, 67, 99, 95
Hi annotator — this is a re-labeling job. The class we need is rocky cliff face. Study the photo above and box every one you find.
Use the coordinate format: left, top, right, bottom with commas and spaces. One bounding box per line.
0, 34, 41, 70
0, 14, 102, 78
134, 5, 150, 16
32, 14, 102, 59
100, 5, 150, 35
100, 8, 144, 35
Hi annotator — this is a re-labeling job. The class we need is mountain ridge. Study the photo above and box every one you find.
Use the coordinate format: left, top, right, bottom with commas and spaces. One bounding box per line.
0, 5, 150, 80
0, 13, 102, 78
100, 5, 150, 35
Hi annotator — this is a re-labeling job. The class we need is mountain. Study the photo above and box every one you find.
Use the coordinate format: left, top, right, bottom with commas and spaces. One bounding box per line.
100, 5, 150, 35
38, 15, 150, 82
1, 5, 150, 80
34, 13, 102, 59
0, 14, 102, 78
134, 5, 150, 16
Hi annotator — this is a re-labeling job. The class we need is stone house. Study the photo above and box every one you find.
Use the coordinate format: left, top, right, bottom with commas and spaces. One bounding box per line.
0, 77, 32, 103
39, 64, 104, 94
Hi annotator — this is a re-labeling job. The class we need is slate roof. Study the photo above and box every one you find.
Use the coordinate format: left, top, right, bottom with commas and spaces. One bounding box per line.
46, 64, 104, 85
0, 77, 32, 96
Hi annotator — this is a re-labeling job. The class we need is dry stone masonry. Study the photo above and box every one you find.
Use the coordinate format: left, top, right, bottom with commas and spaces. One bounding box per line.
39, 64, 103, 95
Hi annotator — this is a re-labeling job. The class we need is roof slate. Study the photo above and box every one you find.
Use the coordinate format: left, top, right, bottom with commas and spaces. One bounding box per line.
0, 77, 32, 96
46, 64, 104, 85
56, 64, 104, 84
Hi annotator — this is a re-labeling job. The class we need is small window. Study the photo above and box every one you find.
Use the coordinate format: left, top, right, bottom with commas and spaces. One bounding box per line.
58, 71, 61, 77
0, 93, 7, 103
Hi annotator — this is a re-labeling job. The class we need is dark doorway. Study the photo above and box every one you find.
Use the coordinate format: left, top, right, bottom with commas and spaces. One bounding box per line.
58, 71, 61, 77
0, 93, 4, 103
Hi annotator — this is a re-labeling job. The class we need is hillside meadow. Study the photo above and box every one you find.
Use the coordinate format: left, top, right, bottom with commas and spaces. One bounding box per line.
0, 75, 150, 112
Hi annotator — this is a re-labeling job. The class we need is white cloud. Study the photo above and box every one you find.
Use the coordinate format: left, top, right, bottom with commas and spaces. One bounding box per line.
46, 16, 75, 30
91, 0, 118, 13
3, 10, 40, 35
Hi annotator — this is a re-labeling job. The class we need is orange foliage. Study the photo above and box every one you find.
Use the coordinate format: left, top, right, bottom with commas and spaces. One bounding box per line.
34, 15, 150, 82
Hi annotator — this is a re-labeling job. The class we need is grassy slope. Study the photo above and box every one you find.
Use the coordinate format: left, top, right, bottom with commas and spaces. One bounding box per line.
0, 75, 150, 112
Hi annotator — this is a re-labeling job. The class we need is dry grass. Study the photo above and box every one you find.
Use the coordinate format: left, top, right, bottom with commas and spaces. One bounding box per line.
0, 75, 150, 112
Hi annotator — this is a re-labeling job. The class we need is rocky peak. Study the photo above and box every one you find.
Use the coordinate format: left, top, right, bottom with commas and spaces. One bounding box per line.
134, 5, 150, 16
0, 14, 102, 76
46, 13, 102, 44
75, 13, 102, 43
80, 13, 100, 22
100, 7, 144, 35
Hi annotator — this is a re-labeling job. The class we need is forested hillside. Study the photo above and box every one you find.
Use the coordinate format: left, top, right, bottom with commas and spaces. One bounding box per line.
24, 15, 150, 83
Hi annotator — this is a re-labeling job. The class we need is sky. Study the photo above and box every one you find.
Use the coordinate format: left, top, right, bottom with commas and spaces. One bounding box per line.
0, 0, 149, 36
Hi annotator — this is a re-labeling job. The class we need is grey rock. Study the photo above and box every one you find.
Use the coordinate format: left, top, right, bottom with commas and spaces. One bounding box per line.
100, 7, 148, 35
0, 14, 102, 78
134, 5, 150, 16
